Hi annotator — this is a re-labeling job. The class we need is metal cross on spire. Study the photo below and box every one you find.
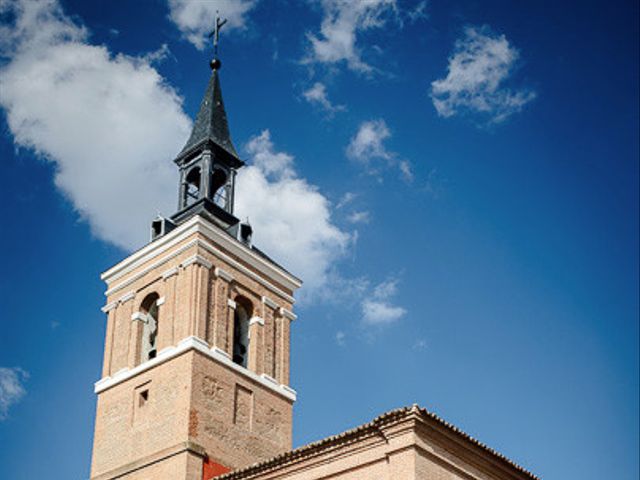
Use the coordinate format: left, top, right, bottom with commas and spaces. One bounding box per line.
209, 11, 228, 57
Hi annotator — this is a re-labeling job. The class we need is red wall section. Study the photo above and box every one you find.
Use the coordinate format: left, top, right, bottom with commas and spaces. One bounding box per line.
203, 458, 231, 479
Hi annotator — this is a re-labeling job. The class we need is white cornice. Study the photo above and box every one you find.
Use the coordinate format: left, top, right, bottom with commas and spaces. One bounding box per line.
118, 291, 135, 304
94, 336, 296, 402
161, 266, 179, 280
262, 296, 278, 309
280, 307, 297, 321
102, 215, 301, 291
101, 301, 118, 313
182, 254, 212, 269
249, 316, 264, 326
214, 267, 234, 282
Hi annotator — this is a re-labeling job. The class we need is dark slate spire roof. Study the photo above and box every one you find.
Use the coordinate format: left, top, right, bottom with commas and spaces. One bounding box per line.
178, 67, 239, 159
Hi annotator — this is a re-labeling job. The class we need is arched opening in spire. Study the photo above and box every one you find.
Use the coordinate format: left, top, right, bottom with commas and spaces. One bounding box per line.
212, 168, 228, 209
184, 167, 201, 206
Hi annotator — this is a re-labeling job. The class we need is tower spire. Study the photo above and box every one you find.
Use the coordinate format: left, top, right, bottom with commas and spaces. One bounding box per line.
167, 13, 244, 234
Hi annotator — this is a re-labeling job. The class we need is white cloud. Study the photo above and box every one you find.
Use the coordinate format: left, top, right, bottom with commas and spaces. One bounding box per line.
0, 367, 28, 420
336, 192, 357, 209
347, 210, 371, 224
347, 118, 392, 162
167, 0, 257, 50
0, 0, 191, 250
236, 130, 352, 299
304, 0, 399, 73
431, 25, 535, 123
336, 330, 346, 346
361, 278, 407, 325
0, 0, 353, 300
302, 82, 346, 115
346, 119, 412, 181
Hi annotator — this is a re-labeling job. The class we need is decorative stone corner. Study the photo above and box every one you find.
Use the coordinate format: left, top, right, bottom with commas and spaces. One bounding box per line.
118, 291, 135, 304
182, 254, 212, 269
279, 307, 297, 321
161, 266, 179, 280
262, 296, 278, 309
215, 267, 234, 282
101, 301, 118, 313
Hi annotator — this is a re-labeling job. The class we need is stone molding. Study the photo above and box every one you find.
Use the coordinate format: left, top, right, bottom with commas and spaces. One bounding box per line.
261, 296, 278, 309
279, 307, 297, 321
249, 316, 264, 326
94, 336, 297, 402
101, 215, 301, 292
227, 298, 237, 309
215, 267, 234, 282
161, 266, 179, 280
101, 301, 118, 313
118, 291, 135, 304
181, 254, 213, 269
105, 237, 295, 305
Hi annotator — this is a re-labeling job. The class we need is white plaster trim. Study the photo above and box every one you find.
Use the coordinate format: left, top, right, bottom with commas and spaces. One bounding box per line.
181, 254, 212, 270
101, 301, 118, 313
282, 385, 298, 397
214, 267, 234, 282
260, 374, 279, 386
279, 307, 297, 321
156, 296, 166, 306
227, 299, 237, 309
211, 346, 231, 359
94, 336, 296, 402
161, 267, 179, 280
249, 316, 264, 326
118, 291, 135, 304
131, 312, 147, 322
105, 237, 295, 305
102, 215, 301, 290
262, 296, 278, 309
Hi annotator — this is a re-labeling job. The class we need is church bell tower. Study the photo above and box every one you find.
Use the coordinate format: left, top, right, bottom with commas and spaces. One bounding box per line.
90, 22, 302, 480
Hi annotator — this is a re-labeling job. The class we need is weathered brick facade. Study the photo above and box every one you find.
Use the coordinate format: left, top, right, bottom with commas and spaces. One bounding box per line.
90, 217, 301, 479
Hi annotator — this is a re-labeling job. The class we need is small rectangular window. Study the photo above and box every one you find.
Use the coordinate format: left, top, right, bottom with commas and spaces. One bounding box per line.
133, 381, 151, 424
139, 389, 149, 407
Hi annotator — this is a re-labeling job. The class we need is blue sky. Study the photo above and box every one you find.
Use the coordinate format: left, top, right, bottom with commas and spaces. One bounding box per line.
0, 0, 637, 479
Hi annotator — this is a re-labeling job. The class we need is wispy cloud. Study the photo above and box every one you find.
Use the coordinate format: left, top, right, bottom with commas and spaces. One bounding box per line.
302, 82, 346, 115
347, 210, 371, 224
167, 0, 257, 50
237, 130, 352, 300
346, 119, 412, 181
303, 0, 400, 73
413, 338, 427, 350
336, 331, 346, 347
431, 25, 535, 123
0, 367, 28, 420
361, 278, 407, 326
407, 0, 428, 23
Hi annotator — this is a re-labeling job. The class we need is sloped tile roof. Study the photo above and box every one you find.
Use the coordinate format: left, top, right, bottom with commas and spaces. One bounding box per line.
216, 405, 540, 480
